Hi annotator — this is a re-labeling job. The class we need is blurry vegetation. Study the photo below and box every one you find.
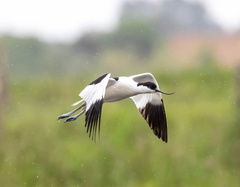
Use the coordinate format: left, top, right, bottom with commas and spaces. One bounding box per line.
0, 0, 240, 186
197, 49, 217, 69
0, 68, 239, 186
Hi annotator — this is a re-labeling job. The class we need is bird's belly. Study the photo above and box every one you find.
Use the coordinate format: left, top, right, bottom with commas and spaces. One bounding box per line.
104, 86, 135, 103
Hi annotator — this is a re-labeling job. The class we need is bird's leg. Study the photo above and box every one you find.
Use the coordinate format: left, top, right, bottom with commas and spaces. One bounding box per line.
57, 106, 82, 119
64, 110, 85, 123
58, 103, 86, 120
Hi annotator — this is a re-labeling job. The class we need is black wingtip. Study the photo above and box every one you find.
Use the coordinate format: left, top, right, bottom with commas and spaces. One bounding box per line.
85, 99, 104, 141
140, 102, 168, 143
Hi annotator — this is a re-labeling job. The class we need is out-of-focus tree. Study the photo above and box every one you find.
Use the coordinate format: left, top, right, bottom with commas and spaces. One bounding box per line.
2, 36, 45, 78
120, 0, 222, 37
115, 1, 158, 57
112, 19, 157, 57
1, 36, 77, 78
73, 32, 105, 57
74, 0, 222, 58
74, 20, 157, 58
155, 0, 222, 36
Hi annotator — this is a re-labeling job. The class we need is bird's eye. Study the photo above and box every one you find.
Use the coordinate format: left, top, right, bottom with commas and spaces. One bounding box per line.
137, 82, 156, 90
147, 83, 156, 90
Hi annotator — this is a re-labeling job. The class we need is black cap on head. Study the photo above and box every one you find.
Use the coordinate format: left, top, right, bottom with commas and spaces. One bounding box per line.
137, 82, 157, 90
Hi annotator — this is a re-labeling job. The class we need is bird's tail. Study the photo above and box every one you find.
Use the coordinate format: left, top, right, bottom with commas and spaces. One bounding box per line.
71, 99, 84, 106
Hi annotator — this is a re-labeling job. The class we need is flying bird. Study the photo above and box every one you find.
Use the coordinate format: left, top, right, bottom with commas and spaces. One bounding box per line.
58, 73, 173, 142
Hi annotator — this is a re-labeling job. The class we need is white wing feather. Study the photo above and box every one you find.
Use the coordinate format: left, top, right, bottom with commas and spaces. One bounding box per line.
130, 73, 167, 142
130, 72, 162, 107
79, 73, 111, 111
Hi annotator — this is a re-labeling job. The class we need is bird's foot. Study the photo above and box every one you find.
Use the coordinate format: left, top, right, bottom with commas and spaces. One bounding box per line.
57, 113, 71, 120
64, 110, 85, 123
64, 116, 78, 123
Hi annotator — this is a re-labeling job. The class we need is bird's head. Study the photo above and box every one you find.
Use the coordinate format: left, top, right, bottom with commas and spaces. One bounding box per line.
137, 82, 157, 93
137, 82, 174, 95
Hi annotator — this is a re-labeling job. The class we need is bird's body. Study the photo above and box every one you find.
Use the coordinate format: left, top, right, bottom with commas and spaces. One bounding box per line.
58, 73, 173, 142
104, 77, 138, 102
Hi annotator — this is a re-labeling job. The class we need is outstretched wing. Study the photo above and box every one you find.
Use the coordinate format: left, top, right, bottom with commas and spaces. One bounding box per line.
130, 73, 159, 89
130, 73, 168, 142
79, 73, 111, 140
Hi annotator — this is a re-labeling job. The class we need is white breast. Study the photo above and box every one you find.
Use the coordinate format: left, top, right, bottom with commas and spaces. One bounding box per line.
104, 77, 138, 102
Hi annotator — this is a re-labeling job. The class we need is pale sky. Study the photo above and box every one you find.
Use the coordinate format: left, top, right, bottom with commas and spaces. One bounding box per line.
0, 0, 240, 43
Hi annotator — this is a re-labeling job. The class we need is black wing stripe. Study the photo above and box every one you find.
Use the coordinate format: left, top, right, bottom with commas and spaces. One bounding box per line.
160, 99, 167, 141
87, 108, 96, 139
91, 108, 97, 139
92, 106, 100, 140
89, 73, 109, 85
139, 100, 168, 142
87, 106, 97, 139
87, 107, 95, 138
85, 99, 103, 141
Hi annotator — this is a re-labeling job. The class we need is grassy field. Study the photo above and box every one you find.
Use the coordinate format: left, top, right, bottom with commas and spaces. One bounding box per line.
0, 67, 239, 186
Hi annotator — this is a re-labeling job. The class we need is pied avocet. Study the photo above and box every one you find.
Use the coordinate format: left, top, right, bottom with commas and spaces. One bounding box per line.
58, 73, 173, 142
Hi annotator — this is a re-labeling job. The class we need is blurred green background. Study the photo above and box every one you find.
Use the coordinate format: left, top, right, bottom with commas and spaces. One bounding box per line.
1, 0, 240, 186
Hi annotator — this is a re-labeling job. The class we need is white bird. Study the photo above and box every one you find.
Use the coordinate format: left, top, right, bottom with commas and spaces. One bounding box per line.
58, 73, 174, 142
